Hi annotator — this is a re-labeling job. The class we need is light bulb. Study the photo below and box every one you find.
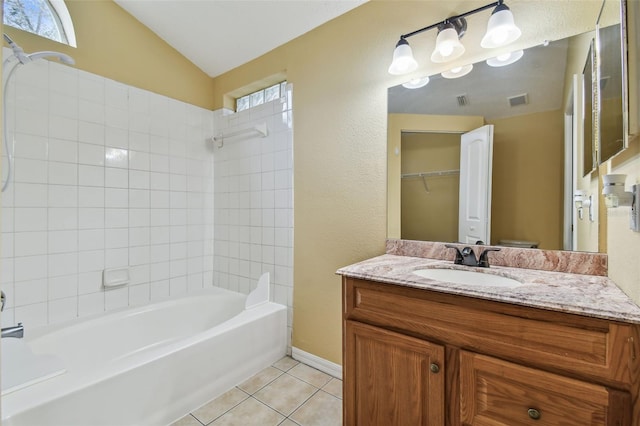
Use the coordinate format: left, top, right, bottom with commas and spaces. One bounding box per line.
439, 44, 454, 58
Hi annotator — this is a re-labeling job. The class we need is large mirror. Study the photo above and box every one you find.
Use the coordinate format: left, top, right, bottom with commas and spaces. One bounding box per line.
387, 0, 628, 252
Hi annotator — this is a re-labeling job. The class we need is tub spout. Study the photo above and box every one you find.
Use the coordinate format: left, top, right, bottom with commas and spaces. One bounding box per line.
2, 323, 24, 338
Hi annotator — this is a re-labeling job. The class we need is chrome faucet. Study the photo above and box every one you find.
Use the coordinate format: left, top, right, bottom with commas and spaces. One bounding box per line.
445, 245, 500, 268
2, 323, 24, 338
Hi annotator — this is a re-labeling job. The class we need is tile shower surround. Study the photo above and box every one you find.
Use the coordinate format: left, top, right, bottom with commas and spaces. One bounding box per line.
0, 50, 294, 345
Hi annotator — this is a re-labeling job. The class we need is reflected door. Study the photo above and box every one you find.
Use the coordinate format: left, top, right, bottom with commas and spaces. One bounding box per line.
458, 125, 494, 244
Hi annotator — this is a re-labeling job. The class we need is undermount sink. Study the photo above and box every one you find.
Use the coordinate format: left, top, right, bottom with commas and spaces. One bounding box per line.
413, 268, 523, 289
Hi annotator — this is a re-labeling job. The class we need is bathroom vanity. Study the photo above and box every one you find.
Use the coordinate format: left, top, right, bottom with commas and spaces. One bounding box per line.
338, 240, 640, 425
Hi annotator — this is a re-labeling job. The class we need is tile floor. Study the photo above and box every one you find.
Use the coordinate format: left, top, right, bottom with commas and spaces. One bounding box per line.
171, 357, 342, 426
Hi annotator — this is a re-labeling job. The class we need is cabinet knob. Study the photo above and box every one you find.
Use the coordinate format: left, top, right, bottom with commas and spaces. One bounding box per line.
430, 363, 440, 373
527, 408, 541, 420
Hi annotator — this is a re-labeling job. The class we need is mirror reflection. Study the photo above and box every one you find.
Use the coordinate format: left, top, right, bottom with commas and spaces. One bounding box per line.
388, 0, 626, 252
598, 11, 625, 163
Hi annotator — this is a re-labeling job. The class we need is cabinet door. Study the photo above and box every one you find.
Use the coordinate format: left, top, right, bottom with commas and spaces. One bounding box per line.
344, 320, 445, 426
459, 351, 632, 426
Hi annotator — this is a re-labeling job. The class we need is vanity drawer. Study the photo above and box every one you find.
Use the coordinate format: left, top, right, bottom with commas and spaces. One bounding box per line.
344, 278, 635, 384
459, 351, 631, 426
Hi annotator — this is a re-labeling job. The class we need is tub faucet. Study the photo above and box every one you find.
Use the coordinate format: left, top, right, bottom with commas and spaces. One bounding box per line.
1, 323, 24, 339
445, 245, 501, 268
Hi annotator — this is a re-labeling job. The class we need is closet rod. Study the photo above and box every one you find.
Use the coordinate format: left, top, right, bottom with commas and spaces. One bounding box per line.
401, 169, 460, 179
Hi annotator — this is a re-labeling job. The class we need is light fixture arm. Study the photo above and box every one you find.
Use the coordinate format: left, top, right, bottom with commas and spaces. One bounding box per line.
399, 0, 503, 40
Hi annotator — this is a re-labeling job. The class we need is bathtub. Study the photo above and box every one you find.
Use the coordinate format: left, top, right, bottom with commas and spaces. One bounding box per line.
1, 275, 287, 425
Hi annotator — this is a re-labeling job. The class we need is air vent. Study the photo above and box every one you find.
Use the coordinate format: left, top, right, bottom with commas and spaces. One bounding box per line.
600, 76, 610, 91
456, 94, 468, 107
508, 93, 529, 107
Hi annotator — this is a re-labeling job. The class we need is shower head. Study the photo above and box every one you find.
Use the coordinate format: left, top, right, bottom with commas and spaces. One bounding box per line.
28, 51, 75, 65
3, 33, 30, 64
3, 34, 75, 65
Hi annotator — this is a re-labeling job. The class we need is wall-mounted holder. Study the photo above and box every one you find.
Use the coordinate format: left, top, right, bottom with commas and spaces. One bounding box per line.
574, 190, 593, 222
601, 174, 640, 232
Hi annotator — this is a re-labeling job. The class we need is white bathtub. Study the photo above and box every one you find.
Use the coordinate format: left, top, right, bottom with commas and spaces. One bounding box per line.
1, 278, 287, 426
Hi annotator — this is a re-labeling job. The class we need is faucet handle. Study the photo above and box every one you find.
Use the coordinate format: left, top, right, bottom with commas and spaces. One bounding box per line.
444, 244, 464, 265
478, 247, 501, 267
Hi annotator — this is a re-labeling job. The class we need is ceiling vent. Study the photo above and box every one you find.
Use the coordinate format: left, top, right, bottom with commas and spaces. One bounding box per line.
456, 94, 468, 107
508, 93, 529, 107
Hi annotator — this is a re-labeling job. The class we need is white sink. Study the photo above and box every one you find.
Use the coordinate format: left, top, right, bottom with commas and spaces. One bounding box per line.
413, 268, 522, 289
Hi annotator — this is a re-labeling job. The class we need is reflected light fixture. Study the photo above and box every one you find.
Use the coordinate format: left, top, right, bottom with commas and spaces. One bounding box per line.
402, 76, 430, 89
486, 49, 523, 67
442, 64, 473, 79
388, 0, 521, 75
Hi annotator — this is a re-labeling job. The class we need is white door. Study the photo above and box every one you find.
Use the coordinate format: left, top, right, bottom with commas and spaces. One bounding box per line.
458, 125, 494, 244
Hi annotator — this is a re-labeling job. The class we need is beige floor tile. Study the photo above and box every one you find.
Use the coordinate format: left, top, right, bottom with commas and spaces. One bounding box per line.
321, 378, 342, 399
279, 419, 300, 426
273, 356, 299, 372
287, 364, 332, 388
171, 414, 203, 426
210, 397, 285, 426
254, 373, 318, 416
290, 391, 342, 426
237, 366, 283, 394
191, 387, 249, 424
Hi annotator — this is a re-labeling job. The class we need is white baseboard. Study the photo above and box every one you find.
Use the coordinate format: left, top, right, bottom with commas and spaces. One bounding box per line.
291, 347, 342, 379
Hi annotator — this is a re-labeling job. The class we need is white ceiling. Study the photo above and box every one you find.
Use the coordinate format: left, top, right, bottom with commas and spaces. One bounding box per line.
114, 0, 366, 78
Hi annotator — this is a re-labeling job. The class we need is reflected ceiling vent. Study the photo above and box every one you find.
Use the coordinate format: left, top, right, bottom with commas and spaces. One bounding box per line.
508, 93, 528, 107
600, 75, 610, 91
456, 94, 469, 107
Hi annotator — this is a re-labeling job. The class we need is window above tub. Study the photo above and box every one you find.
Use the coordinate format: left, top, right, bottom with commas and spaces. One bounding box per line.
236, 81, 287, 112
3, 0, 77, 47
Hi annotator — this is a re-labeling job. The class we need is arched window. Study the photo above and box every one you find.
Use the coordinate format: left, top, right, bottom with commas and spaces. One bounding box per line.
3, 0, 76, 47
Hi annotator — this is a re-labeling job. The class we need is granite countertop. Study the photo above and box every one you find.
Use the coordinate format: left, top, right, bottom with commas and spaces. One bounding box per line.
337, 253, 640, 325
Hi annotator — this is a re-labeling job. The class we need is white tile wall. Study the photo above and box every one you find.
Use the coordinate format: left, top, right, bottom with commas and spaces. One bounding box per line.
1, 50, 215, 327
212, 88, 294, 350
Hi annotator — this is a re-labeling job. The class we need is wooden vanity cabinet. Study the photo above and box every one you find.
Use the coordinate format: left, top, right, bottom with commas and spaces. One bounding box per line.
342, 277, 640, 426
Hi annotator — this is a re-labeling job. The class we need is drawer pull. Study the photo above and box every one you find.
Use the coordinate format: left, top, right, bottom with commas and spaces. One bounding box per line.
527, 408, 541, 420
430, 363, 440, 373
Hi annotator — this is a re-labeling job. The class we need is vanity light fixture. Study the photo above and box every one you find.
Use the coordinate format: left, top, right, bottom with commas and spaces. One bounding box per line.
486, 49, 524, 67
430, 21, 466, 63
480, 2, 522, 48
388, 0, 521, 75
388, 39, 418, 75
402, 76, 430, 89
442, 64, 473, 79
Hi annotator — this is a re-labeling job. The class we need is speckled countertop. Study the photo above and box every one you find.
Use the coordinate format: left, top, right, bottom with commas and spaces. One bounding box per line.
337, 249, 640, 325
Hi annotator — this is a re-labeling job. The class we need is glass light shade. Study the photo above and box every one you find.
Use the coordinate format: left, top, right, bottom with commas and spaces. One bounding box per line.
481, 5, 522, 48
388, 39, 418, 75
430, 26, 465, 63
402, 76, 430, 89
441, 64, 473, 79
486, 49, 524, 67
